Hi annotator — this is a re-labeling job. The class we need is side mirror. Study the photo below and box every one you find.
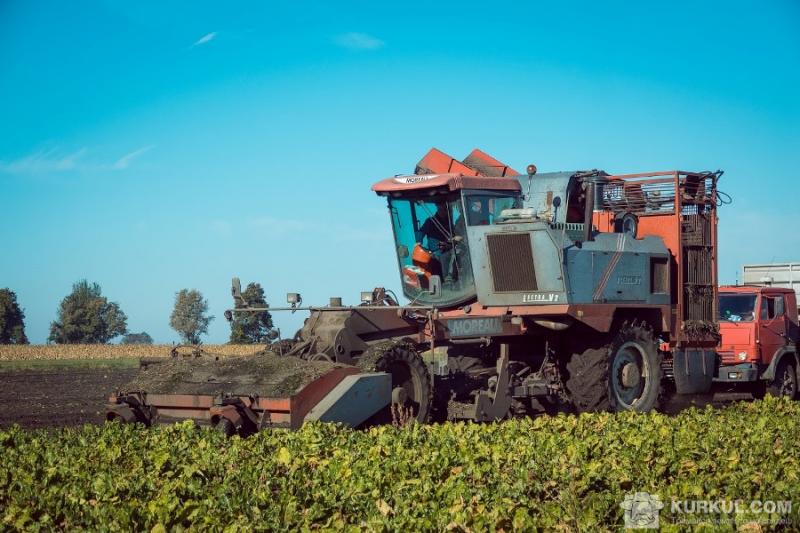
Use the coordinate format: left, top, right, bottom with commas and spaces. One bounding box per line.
552, 196, 562, 221
429, 275, 442, 298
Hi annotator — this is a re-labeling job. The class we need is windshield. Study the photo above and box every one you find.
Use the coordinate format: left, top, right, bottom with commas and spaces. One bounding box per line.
388, 195, 474, 306
719, 294, 757, 322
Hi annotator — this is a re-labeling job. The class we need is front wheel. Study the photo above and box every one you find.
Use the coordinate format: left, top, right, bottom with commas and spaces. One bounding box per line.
766, 358, 798, 400
566, 321, 662, 413
362, 342, 433, 424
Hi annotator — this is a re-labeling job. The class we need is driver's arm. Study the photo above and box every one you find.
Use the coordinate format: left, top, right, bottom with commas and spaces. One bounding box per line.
416, 219, 432, 247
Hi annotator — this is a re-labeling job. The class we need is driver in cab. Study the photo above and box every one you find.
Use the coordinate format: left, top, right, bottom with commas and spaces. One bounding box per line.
416, 202, 465, 282
417, 203, 451, 250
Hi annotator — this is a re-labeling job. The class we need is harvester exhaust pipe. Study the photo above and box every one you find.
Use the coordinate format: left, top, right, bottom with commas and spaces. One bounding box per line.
582, 174, 609, 243
583, 182, 594, 243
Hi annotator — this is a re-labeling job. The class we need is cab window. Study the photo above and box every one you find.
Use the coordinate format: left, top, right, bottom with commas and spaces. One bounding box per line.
760, 296, 784, 320
388, 196, 475, 307
465, 195, 520, 226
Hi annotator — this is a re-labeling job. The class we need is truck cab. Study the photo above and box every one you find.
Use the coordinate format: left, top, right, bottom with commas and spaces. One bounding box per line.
716, 285, 799, 398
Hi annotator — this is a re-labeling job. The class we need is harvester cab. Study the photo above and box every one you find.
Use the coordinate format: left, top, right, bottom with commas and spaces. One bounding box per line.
372, 172, 522, 307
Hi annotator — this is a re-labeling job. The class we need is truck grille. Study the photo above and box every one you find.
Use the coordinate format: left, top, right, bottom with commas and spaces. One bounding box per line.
717, 351, 736, 364
487, 233, 538, 292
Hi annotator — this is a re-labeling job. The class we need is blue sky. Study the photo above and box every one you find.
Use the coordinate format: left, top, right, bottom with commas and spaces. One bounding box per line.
1, 1, 799, 344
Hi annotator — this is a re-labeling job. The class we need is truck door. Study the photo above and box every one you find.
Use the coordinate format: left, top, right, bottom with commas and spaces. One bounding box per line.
758, 294, 787, 366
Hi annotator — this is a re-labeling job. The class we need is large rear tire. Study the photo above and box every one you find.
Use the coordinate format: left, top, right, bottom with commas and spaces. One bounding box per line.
566, 321, 662, 413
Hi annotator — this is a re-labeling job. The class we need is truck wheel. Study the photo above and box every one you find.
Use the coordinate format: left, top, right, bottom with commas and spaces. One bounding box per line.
370, 343, 433, 423
566, 322, 662, 413
767, 359, 798, 400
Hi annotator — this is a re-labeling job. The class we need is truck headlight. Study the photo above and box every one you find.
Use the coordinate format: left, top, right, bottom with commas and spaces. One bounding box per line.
738, 352, 747, 361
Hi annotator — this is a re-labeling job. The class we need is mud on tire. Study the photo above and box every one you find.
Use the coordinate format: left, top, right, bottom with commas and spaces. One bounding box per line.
566, 321, 663, 413
361, 341, 433, 423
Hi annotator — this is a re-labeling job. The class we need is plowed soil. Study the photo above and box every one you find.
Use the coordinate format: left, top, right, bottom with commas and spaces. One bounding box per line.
0, 366, 138, 428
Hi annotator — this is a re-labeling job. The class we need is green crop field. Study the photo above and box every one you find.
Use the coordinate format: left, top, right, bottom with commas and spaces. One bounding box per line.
2, 397, 798, 531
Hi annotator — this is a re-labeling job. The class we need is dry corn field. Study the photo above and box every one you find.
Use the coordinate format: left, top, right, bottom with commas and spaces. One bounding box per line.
0, 344, 265, 361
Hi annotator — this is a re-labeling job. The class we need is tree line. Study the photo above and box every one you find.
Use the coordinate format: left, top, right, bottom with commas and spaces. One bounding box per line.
0, 280, 273, 345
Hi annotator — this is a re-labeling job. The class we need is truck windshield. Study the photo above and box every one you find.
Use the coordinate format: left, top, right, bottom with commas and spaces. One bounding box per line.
388, 196, 475, 306
719, 294, 757, 322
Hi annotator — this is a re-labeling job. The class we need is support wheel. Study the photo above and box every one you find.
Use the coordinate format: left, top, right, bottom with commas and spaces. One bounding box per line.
367, 342, 433, 423
215, 418, 237, 437
566, 321, 662, 413
766, 359, 798, 400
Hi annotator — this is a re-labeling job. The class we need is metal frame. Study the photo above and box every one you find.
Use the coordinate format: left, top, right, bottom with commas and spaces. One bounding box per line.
107, 367, 362, 431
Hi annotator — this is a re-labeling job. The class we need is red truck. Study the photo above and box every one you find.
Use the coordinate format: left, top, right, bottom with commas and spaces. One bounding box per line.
716, 285, 799, 398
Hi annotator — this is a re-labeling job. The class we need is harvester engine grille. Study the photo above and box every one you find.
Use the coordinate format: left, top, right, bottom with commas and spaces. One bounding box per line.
487, 233, 538, 292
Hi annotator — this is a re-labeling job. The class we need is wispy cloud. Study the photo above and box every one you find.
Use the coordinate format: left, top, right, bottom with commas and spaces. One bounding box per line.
113, 145, 154, 170
0, 147, 87, 174
192, 31, 217, 48
333, 32, 385, 51
0, 145, 154, 175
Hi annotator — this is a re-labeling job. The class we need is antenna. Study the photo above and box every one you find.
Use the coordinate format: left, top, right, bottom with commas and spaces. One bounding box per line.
525, 164, 537, 200
764, 255, 777, 286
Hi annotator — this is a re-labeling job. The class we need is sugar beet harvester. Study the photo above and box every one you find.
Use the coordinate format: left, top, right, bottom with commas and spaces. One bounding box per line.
108, 148, 722, 432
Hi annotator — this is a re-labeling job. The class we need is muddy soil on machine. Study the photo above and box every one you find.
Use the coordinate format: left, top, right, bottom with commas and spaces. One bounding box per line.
0, 367, 139, 429
125, 351, 345, 398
